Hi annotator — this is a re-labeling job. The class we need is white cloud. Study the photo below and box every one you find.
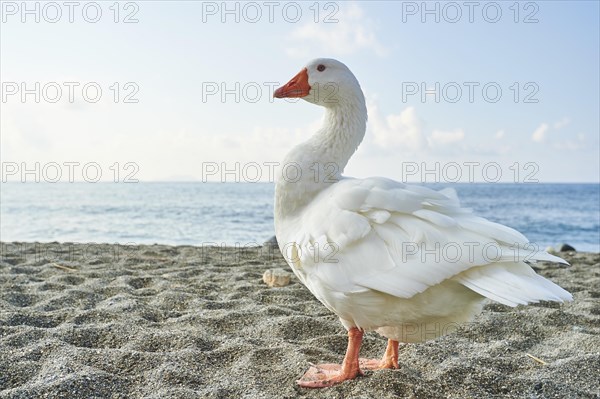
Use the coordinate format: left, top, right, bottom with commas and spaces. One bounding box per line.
286, 3, 388, 58
495, 129, 505, 139
532, 123, 549, 142
363, 97, 471, 156
532, 117, 572, 144
368, 105, 425, 151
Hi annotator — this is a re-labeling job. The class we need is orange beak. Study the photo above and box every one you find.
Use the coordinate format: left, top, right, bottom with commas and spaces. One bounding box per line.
274, 68, 311, 98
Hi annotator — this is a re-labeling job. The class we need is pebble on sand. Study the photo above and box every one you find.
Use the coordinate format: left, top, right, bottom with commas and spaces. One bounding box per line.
263, 235, 278, 247
262, 268, 291, 287
559, 243, 576, 252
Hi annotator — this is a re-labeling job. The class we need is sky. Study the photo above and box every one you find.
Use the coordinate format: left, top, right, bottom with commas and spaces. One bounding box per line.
1, 1, 599, 183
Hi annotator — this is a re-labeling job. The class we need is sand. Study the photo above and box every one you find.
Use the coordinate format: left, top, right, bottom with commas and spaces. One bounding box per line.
1, 242, 599, 398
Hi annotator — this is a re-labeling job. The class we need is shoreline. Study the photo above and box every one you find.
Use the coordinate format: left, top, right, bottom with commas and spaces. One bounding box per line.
1, 242, 599, 398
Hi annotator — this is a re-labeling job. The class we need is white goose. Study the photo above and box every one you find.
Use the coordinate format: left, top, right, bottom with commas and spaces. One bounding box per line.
273, 58, 572, 388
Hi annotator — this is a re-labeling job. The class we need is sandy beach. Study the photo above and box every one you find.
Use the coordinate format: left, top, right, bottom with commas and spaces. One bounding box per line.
0, 242, 598, 398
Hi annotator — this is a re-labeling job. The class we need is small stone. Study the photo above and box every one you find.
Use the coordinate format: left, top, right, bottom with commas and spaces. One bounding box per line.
559, 243, 576, 252
262, 268, 291, 287
545, 246, 556, 254
263, 236, 278, 247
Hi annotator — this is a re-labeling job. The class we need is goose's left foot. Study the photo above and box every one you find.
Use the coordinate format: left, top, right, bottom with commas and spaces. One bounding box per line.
297, 327, 364, 388
296, 363, 363, 388
359, 339, 400, 370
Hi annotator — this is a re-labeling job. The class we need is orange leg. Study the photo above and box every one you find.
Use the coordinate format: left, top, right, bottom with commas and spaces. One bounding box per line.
297, 327, 365, 388
359, 339, 400, 370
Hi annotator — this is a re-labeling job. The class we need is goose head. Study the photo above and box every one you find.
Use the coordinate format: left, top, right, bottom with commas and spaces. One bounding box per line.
274, 58, 365, 109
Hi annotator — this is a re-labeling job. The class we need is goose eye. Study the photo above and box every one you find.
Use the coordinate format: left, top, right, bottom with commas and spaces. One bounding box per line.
317, 64, 326, 72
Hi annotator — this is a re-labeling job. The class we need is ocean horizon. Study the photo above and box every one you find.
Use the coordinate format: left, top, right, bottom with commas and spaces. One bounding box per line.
1, 182, 599, 252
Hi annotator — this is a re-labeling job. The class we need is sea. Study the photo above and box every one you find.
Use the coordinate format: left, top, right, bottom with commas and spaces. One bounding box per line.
1, 183, 599, 252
